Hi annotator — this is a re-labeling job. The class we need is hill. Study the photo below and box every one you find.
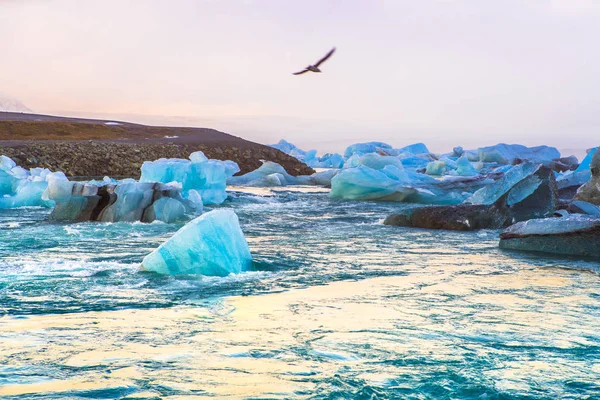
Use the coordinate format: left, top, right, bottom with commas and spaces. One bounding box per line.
0, 112, 314, 178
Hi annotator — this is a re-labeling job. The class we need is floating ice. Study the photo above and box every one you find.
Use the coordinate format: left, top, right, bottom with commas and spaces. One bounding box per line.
343, 142, 394, 158
575, 147, 597, 173
329, 165, 418, 201
0, 156, 58, 208
425, 160, 446, 176
46, 179, 192, 223
455, 155, 480, 176
477, 144, 560, 164
396, 143, 429, 155
329, 164, 475, 204
228, 161, 297, 186
140, 151, 238, 205
466, 163, 541, 205
141, 209, 252, 276
270, 140, 345, 168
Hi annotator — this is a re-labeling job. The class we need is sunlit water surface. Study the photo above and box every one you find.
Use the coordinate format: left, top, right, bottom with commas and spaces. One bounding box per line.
0, 188, 599, 399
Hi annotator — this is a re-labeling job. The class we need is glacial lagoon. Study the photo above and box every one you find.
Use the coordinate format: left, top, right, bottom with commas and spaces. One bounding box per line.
1, 187, 599, 399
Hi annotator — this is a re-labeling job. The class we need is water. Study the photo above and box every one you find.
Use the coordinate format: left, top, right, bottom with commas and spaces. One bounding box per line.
1, 188, 599, 399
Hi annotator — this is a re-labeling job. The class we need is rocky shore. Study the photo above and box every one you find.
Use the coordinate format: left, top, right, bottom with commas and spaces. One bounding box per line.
0, 140, 314, 178
0, 113, 314, 178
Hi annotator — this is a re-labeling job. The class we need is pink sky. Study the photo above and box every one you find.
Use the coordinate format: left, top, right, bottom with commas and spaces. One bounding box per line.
1, 0, 599, 155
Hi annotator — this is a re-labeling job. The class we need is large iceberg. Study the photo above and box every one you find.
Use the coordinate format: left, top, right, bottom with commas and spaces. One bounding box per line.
140, 151, 238, 205
46, 177, 196, 223
141, 209, 252, 276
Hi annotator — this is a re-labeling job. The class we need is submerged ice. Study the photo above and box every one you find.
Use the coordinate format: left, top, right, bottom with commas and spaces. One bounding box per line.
141, 209, 252, 276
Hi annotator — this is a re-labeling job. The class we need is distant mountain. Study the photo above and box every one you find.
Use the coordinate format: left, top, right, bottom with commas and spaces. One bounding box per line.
0, 95, 32, 113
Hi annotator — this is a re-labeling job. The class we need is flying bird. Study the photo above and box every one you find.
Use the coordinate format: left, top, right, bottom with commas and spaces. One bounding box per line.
293, 47, 336, 75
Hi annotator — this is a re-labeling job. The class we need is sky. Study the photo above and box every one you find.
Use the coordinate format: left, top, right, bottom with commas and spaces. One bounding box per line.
1, 0, 599, 155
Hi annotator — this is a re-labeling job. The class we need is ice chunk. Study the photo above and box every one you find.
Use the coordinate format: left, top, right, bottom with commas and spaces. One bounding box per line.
247, 173, 287, 187
227, 161, 297, 186
140, 153, 238, 205
574, 147, 597, 173
329, 165, 418, 201
396, 143, 429, 155
141, 209, 252, 276
0, 156, 59, 208
343, 142, 394, 158
569, 200, 600, 216
189, 151, 209, 163
48, 179, 192, 223
425, 160, 446, 176
313, 153, 344, 168
455, 155, 479, 176
142, 197, 187, 223
477, 144, 560, 164
466, 163, 540, 205
356, 153, 403, 170
270, 139, 303, 155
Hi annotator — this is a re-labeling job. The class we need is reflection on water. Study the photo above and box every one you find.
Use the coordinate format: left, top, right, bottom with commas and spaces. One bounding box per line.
0, 190, 599, 398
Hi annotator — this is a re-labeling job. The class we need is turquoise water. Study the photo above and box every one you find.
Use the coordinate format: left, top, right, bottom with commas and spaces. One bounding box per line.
1, 188, 599, 399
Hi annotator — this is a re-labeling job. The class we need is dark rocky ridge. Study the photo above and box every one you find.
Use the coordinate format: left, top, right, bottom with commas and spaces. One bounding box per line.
0, 112, 314, 178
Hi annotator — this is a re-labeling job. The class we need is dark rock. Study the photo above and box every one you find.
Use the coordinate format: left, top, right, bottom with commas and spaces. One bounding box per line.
499, 215, 600, 259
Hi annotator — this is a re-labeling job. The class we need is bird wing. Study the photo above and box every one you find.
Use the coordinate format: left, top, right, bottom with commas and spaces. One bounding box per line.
292, 69, 309, 75
314, 47, 336, 67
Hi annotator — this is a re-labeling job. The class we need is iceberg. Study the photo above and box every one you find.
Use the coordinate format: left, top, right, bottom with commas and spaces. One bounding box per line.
575, 147, 597, 173
329, 165, 419, 202
0, 155, 58, 209
425, 160, 446, 176
396, 143, 429, 155
454, 155, 480, 176
477, 144, 560, 164
228, 161, 298, 186
343, 142, 394, 158
46, 179, 192, 223
270, 139, 344, 168
141, 209, 252, 276
329, 163, 477, 205
466, 163, 541, 205
312, 153, 344, 168
140, 151, 238, 205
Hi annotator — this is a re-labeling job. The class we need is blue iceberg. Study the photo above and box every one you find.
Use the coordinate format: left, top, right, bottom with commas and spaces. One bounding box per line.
0, 156, 59, 209
477, 144, 560, 164
141, 209, 252, 276
466, 163, 541, 205
140, 151, 238, 205
454, 155, 480, 176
